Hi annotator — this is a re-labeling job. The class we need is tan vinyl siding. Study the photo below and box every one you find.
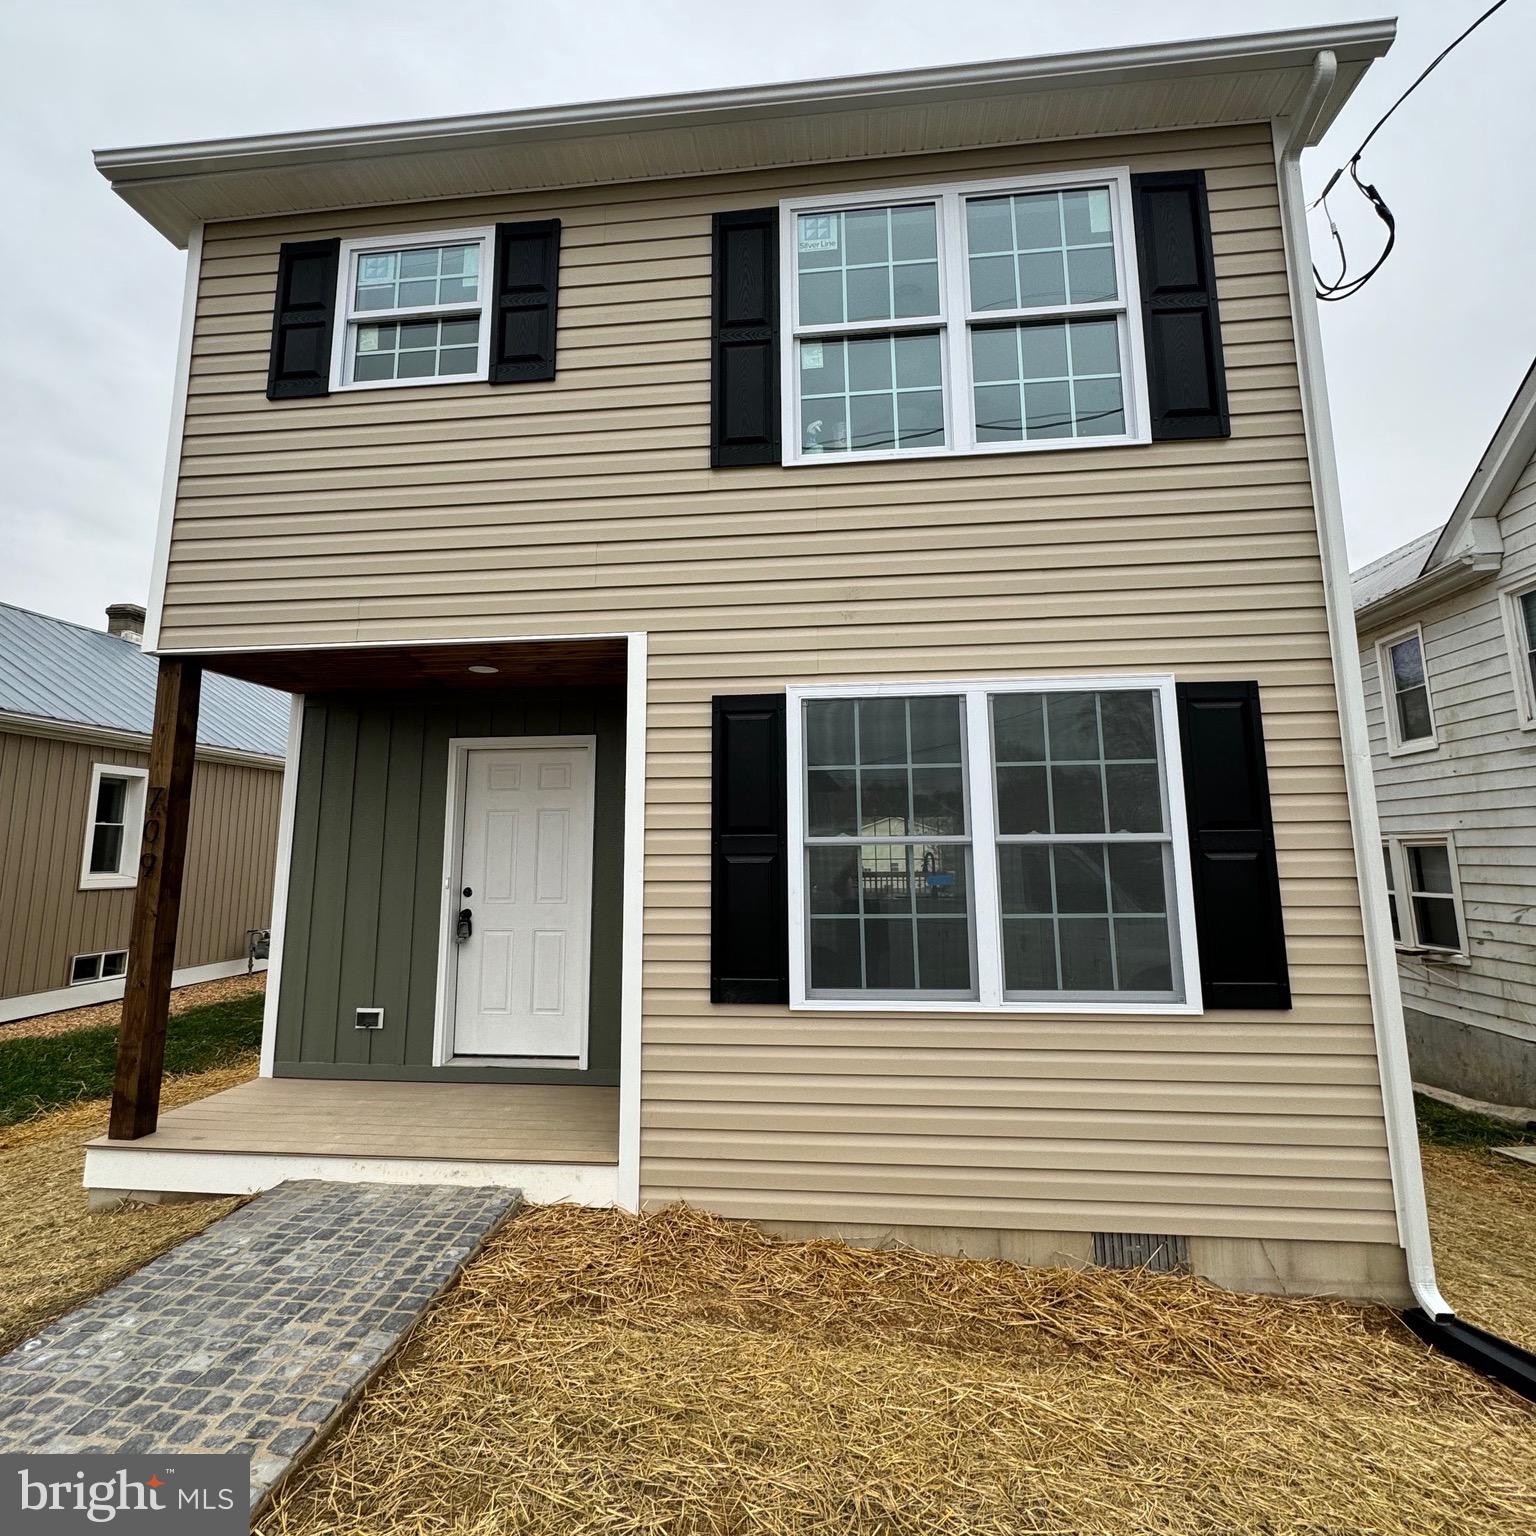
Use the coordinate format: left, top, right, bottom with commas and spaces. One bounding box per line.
0, 730, 283, 1001
158, 122, 1396, 1245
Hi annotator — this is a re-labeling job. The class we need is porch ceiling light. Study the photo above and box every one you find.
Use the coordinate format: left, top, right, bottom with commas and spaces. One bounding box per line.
467, 664, 499, 674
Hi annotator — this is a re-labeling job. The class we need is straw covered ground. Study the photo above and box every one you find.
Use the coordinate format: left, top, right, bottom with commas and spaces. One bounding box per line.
261, 1201, 1536, 1536
0, 1061, 253, 1354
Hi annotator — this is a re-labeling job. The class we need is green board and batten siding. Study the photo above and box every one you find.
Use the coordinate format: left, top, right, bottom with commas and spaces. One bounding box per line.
273, 688, 625, 1083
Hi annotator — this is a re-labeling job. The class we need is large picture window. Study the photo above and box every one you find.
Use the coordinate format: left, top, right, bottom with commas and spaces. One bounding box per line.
788, 677, 1199, 1012
781, 171, 1148, 464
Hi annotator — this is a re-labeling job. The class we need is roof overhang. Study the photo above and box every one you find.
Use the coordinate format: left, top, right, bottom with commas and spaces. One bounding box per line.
1424, 358, 1536, 570
96, 20, 1395, 247
1354, 534, 1505, 635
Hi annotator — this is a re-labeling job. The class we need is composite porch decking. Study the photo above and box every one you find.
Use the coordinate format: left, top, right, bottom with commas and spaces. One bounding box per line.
83, 1078, 621, 1207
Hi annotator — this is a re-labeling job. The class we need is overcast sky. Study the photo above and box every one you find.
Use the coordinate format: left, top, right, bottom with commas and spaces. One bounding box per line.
2, 0, 1532, 630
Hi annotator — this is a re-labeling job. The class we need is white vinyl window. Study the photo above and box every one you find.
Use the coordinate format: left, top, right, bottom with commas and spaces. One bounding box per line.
780, 170, 1148, 465
70, 950, 128, 986
79, 764, 148, 890
1382, 842, 1401, 943
1376, 626, 1437, 753
787, 676, 1200, 1013
1383, 835, 1467, 958
331, 227, 493, 390
1499, 581, 1536, 729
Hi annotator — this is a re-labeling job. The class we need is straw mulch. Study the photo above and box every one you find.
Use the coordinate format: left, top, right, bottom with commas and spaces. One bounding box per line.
0, 1059, 255, 1354
260, 1203, 1536, 1536
0, 972, 265, 1043
1423, 1141, 1536, 1353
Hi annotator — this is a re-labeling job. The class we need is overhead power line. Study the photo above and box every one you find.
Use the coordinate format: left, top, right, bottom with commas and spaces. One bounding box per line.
1312, 0, 1514, 302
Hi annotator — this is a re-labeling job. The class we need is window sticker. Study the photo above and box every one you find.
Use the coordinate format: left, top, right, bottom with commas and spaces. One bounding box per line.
1088, 189, 1112, 234
799, 214, 839, 253
358, 330, 379, 353
800, 342, 824, 370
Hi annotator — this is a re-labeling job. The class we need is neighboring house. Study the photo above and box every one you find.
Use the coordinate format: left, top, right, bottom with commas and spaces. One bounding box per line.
1352, 360, 1536, 1109
0, 601, 287, 1022
84, 21, 1435, 1307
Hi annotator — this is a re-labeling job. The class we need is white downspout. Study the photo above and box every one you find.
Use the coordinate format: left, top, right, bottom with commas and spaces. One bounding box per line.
1273, 51, 1451, 1318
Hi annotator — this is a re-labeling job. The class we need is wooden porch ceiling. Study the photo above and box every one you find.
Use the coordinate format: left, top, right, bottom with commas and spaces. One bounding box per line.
182, 636, 628, 694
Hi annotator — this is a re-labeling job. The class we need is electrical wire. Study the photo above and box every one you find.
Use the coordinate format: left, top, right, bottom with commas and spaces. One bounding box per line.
1312, 0, 1513, 300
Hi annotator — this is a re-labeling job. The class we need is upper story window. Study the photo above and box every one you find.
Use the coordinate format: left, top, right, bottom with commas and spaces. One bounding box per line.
1377, 626, 1437, 754
80, 764, 147, 891
332, 228, 493, 391
781, 171, 1148, 465
787, 677, 1199, 1012
1500, 581, 1536, 730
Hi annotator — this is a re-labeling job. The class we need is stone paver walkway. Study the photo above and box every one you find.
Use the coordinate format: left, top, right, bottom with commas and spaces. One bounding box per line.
0, 1180, 520, 1508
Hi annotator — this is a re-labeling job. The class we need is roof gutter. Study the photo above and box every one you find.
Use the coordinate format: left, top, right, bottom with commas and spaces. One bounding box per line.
1353, 544, 1504, 634
1276, 53, 1536, 1405
94, 19, 1395, 181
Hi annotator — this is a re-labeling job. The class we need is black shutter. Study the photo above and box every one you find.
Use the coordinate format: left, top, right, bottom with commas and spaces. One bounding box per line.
489, 220, 561, 383
266, 239, 340, 401
710, 693, 788, 1003
1176, 682, 1291, 1009
710, 209, 780, 467
1130, 171, 1229, 440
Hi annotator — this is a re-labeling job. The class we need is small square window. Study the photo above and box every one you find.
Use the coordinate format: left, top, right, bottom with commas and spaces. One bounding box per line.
70, 954, 103, 985
335, 230, 492, 390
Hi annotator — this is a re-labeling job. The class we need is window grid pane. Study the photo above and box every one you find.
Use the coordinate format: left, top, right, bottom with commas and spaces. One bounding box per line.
352, 316, 481, 384
804, 696, 973, 994
799, 333, 945, 454
972, 318, 1125, 442
796, 206, 941, 328
353, 243, 480, 311
992, 689, 1177, 998
965, 187, 1118, 315
1382, 845, 1401, 943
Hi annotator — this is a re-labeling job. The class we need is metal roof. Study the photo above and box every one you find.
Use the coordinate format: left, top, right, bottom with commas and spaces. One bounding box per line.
95, 19, 1395, 248
0, 603, 288, 759
1350, 528, 1444, 613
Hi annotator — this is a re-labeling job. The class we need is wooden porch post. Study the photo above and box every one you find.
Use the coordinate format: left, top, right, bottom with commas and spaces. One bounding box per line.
109, 657, 202, 1140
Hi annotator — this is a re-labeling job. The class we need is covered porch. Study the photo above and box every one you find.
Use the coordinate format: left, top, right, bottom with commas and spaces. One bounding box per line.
85, 1078, 620, 1205
92, 631, 644, 1208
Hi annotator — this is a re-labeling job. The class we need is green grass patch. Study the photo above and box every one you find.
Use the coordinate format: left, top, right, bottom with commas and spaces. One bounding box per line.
1415, 1091, 1536, 1150
0, 992, 263, 1127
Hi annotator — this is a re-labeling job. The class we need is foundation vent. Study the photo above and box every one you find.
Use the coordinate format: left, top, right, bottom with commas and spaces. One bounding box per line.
1092, 1232, 1189, 1274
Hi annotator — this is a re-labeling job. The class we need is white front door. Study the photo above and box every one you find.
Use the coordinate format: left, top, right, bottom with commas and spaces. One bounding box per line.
450, 742, 594, 1059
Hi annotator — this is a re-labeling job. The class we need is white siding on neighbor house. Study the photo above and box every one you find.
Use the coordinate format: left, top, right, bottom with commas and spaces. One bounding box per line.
1359, 446, 1536, 1053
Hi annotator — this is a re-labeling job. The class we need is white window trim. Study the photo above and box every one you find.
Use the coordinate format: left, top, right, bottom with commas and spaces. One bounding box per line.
329, 225, 494, 392
1383, 833, 1469, 963
79, 764, 148, 891
778, 168, 1150, 468
1375, 624, 1439, 756
1497, 578, 1536, 731
785, 674, 1202, 1015
70, 949, 128, 986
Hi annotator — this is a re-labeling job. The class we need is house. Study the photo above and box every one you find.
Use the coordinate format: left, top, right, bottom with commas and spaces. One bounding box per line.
81, 18, 1441, 1309
1352, 360, 1536, 1110
0, 601, 287, 1022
